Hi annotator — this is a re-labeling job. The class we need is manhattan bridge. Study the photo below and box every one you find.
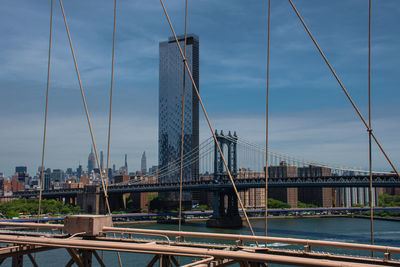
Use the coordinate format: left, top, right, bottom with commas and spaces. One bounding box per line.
2, 0, 400, 266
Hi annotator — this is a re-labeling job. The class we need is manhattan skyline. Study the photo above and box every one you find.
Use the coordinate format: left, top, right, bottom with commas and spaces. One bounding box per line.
0, 0, 399, 176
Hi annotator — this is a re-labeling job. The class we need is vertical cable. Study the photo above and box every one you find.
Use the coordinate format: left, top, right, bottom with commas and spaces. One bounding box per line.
265, 0, 271, 241
37, 0, 53, 223
368, 0, 374, 256
105, 1, 122, 266
178, 0, 189, 234
159, 0, 258, 240
287, 0, 399, 177
105, 0, 117, 192
58, 0, 111, 214
59, 1, 122, 264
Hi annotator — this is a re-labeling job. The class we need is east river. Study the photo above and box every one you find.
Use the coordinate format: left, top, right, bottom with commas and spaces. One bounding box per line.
3, 217, 400, 266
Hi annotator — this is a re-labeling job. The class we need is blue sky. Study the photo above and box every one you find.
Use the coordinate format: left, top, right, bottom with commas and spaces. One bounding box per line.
0, 0, 399, 176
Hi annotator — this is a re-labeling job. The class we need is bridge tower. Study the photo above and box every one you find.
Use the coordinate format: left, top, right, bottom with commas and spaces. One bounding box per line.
207, 130, 242, 228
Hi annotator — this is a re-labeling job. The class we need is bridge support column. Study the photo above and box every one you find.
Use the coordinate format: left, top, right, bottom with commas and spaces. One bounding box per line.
81, 250, 93, 266
208, 130, 242, 228
77, 185, 101, 214
12, 254, 23, 267
207, 190, 242, 228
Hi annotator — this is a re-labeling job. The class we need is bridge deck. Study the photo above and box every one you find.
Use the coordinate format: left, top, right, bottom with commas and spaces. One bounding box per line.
12, 174, 400, 198
0, 219, 399, 266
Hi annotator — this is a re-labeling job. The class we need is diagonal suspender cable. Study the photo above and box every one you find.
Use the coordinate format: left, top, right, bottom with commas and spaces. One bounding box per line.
105, 0, 117, 193
102, 1, 123, 266
159, 0, 257, 239
368, 0, 374, 255
287, 0, 399, 178
37, 0, 53, 224
58, 0, 112, 215
265, 0, 271, 241
178, 0, 189, 234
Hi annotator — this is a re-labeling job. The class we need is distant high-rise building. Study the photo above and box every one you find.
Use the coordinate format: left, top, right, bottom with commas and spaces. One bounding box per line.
51, 169, 64, 183
15, 166, 27, 174
88, 148, 95, 174
77, 164, 82, 178
158, 34, 199, 184
15, 166, 28, 183
141, 151, 147, 175
66, 168, 73, 176
149, 165, 158, 175
100, 151, 104, 172
268, 161, 298, 208
124, 154, 128, 174
43, 171, 51, 190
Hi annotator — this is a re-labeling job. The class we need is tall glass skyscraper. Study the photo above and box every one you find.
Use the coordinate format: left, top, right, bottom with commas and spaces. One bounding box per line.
159, 34, 199, 185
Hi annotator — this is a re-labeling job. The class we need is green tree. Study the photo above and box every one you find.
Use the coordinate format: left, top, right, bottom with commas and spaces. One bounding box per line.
268, 198, 290, 209
0, 199, 81, 218
298, 201, 318, 208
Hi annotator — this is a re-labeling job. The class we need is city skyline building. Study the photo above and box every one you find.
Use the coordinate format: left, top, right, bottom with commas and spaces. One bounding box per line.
88, 148, 95, 174
141, 151, 147, 175
158, 34, 199, 185
124, 154, 128, 174
100, 151, 104, 172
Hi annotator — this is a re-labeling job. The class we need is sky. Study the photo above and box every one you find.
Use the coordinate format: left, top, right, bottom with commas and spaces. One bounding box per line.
0, 0, 399, 177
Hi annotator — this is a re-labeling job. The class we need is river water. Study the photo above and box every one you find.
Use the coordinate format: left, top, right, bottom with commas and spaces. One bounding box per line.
4, 217, 400, 266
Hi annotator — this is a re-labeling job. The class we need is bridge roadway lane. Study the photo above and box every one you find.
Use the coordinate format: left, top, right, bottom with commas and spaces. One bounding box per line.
12, 174, 400, 198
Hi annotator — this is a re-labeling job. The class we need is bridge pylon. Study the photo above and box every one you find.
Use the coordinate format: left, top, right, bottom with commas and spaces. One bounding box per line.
207, 130, 242, 228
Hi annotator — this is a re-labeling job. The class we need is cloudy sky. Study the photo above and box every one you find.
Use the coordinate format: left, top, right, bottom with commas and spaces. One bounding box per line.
0, 0, 399, 177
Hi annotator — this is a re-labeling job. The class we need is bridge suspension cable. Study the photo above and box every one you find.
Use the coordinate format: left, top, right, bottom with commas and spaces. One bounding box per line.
159, 0, 258, 240
37, 0, 53, 223
368, 0, 374, 253
103, 0, 123, 265
287, 0, 399, 178
178, 0, 189, 237
265, 0, 271, 240
151, 137, 213, 177
105, 0, 117, 192
58, 0, 112, 215
222, 134, 389, 174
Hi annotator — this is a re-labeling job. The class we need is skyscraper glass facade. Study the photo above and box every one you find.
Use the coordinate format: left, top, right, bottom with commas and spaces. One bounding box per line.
159, 34, 199, 184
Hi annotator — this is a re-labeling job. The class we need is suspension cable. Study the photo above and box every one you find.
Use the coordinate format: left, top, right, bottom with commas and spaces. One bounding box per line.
106, 0, 117, 192
179, 0, 188, 231
159, 0, 257, 239
265, 0, 271, 241
287, 0, 399, 177
178, 0, 188, 236
368, 0, 374, 255
37, 0, 53, 223
225, 135, 386, 174
58, 0, 111, 214
104, 0, 122, 265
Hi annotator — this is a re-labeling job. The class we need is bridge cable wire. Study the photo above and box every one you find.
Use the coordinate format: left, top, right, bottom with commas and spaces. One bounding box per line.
156, 147, 214, 183
225, 132, 390, 174
103, 1, 123, 266
287, 0, 399, 177
37, 0, 53, 225
58, 0, 112, 215
368, 0, 374, 254
178, 3, 189, 263
59, 2, 124, 265
265, 0, 271, 241
156, 137, 212, 175
105, 0, 117, 193
159, 0, 258, 241
155, 138, 213, 180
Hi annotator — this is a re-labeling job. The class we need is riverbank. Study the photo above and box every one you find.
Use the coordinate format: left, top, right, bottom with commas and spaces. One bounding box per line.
352, 215, 400, 221
113, 214, 400, 226
113, 214, 350, 226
